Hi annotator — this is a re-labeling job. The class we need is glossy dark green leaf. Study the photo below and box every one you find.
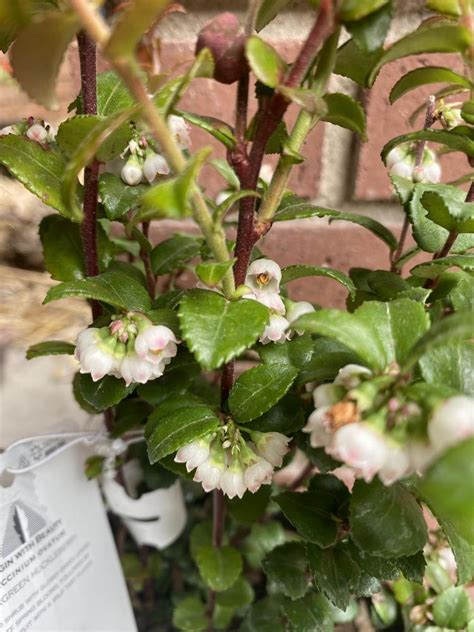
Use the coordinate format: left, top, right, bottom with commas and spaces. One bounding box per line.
419, 341, 474, 396
178, 290, 268, 370
57, 115, 131, 162
245, 36, 286, 88
283, 592, 334, 632
0, 135, 71, 216
146, 402, 220, 463
307, 544, 360, 610
228, 364, 298, 423
77, 373, 134, 412
39, 215, 84, 281
150, 233, 202, 276
263, 542, 309, 599
242, 521, 287, 569
99, 173, 147, 220
281, 264, 355, 296
226, 486, 272, 525
297, 337, 361, 385
11, 10, 78, 109
26, 340, 75, 360
390, 66, 471, 104
216, 577, 254, 609
350, 478, 428, 558
246, 393, 305, 434
345, 2, 391, 53
258, 333, 315, 370
44, 270, 152, 312
274, 196, 397, 250
334, 38, 382, 87
195, 545, 242, 592
240, 596, 286, 632
322, 93, 367, 140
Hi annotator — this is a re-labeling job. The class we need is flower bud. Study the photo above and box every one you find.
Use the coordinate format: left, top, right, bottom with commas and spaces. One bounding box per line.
195, 12, 248, 84
121, 154, 143, 186
26, 123, 48, 144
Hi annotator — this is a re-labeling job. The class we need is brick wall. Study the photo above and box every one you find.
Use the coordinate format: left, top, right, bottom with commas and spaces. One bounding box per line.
0, 0, 467, 307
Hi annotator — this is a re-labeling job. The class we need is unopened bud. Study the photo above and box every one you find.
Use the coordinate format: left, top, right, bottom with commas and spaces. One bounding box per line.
196, 12, 248, 84
121, 154, 143, 186
26, 123, 48, 144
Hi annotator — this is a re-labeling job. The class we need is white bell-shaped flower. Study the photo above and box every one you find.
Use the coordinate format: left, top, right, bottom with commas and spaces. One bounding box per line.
193, 441, 227, 492
286, 300, 315, 335
121, 153, 143, 186
259, 313, 290, 345
243, 455, 273, 493
143, 150, 170, 183
75, 328, 121, 382
428, 395, 474, 454
245, 259, 282, 296
220, 458, 247, 499
134, 324, 178, 368
386, 145, 410, 169
328, 422, 388, 483
175, 437, 211, 472
168, 115, 191, 150
414, 160, 441, 184
252, 431, 290, 467
334, 364, 372, 390
120, 353, 155, 386
379, 443, 411, 486
302, 407, 332, 448
312, 383, 341, 409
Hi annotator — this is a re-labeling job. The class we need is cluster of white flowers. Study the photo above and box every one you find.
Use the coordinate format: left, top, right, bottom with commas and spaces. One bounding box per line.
0, 118, 56, 144
175, 423, 290, 498
75, 312, 178, 386
118, 116, 191, 186
386, 142, 441, 184
243, 258, 315, 344
303, 364, 474, 486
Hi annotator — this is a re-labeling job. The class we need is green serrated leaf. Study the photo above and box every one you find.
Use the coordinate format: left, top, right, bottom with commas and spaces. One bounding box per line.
263, 542, 309, 600
246, 393, 305, 434
0, 135, 71, 216
419, 340, 474, 396
97, 70, 135, 116
57, 115, 132, 162
382, 129, 474, 161
216, 577, 254, 609
195, 545, 242, 592
228, 364, 298, 423
178, 290, 268, 370
255, 0, 292, 31
410, 254, 474, 278
281, 264, 356, 297
283, 592, 334, 632
77, 373, 134, 411
322, 93, 367, 140
11, 10, 78, 109
226, 485, 272, 525
421, 190, 474, 233
39, 215, 84, 281
44, 270, 152, 311
274, 195, 397, 250
350, 478, 428, 558
146, 402, 220, 463
26, 340, 75, 360
99, 173, 147, 220
307, 544, 360, 610
245, 36, 286, 88
297, 337, 361, 385
150, 233, 202, 276
240, 596, 286, 632
390, 66, 471, 104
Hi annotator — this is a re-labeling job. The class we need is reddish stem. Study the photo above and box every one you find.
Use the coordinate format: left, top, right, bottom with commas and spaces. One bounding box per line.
77, 30, 101, 320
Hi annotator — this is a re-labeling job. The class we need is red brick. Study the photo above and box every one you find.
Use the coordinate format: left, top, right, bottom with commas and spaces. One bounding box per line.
355, 54, 468, 201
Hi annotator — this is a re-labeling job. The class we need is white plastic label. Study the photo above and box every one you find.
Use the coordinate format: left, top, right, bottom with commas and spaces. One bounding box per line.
0, 446, 137, 632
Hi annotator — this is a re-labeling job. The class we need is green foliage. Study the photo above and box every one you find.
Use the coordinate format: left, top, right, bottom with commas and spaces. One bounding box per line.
262, 542, 309, 599
432, 586, 473, 629
307, 544, 360, 610
39, 215, 84, 281
178, 290, 268, 370
322, 93, 367, 140
280, 264, 356, 296
150, 233, 202, 276
196, 260, 235, 287
76, 373, 134, 412
99, 173, 147, 221
245, 36, 287, 88
389, 66, 471, 104
26, 340, 75, 360
345, 3, 391, 53
340, 0, 389, 21
242, 521, 287, 569
195, 545, 242, 591
173, 596, 207, 632
419, 341, 474, 396
178, 111, 236, 149
96, 71, 135, 116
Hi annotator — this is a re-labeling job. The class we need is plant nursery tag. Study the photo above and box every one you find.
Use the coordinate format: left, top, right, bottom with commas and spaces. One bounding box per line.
0, 445, 137, 632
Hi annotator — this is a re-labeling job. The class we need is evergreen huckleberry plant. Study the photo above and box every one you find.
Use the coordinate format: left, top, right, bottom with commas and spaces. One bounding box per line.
4, 0, 474, 629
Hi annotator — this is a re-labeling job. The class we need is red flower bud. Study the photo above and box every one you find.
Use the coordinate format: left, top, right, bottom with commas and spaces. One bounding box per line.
195, 12, 248, 85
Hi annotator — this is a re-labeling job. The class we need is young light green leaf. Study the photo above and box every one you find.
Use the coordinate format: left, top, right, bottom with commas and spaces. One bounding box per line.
419, 341, 474, 396
146, 403, 220, 463
255, 0, 292, 31
178, 290, 268, 370
39, 215, 85, 281
99, 173, 147, 220
262, 542, 309, 600
307, 544, 360, 610
26, 340, 75, 360
350, 479, 428, 558
340, 0, 389, 21
136, 148, 211, 224
195, 545, 243, 592
96, 70, 135, 116
44, 270, 152, 312
322, 93, 367, 140
277, 86, 327, 116
172, 596, 207, 632
150, 233, 202, 276
77, 373, 134, 412
57, 115, 132, 162
11, 11, 78, 109
228, 364, 298, 423
0, 135, 71, 217
389, 66, 471, 104
196, 260, 235, 287
432, 587, 472, 629
281, 264, 356, 297
274, 196, 397, 250
242, 521, 287, 569
426, 0, 461, 14
410, 254, 474, 278
216, 577, 254, 609
105, 0, 169, 59
245, 36, 287, 88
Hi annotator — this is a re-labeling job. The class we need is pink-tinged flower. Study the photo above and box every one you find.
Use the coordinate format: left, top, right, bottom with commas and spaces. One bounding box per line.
134, 325, 178, 367
413, 161, 441, 184
143, 150, 170, 183
175, 437, 211, 472
386, 145, 411, 169
26, 123, 48, 143
286, 300, 315, 335
312, 383, 341, 409
332, 465, 356, 491
169, 115, 191, 150
120, 353, 155, 386
75, 328, 120, 382
121, 154, 143, 185
252, 431, 290, 467
303, 407, 332, 448
0, 124, 20, 136
428, 395, 474, 453
254, 291, 286, 313
220, 459, 247, 499
245, 259, 282, 296
334, 364, 372, 390
328, 423, 388, 483
243, 457, 273, 493
390, 159, 414, 179
260, 313, 290, 345
379, 444, 411, 486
